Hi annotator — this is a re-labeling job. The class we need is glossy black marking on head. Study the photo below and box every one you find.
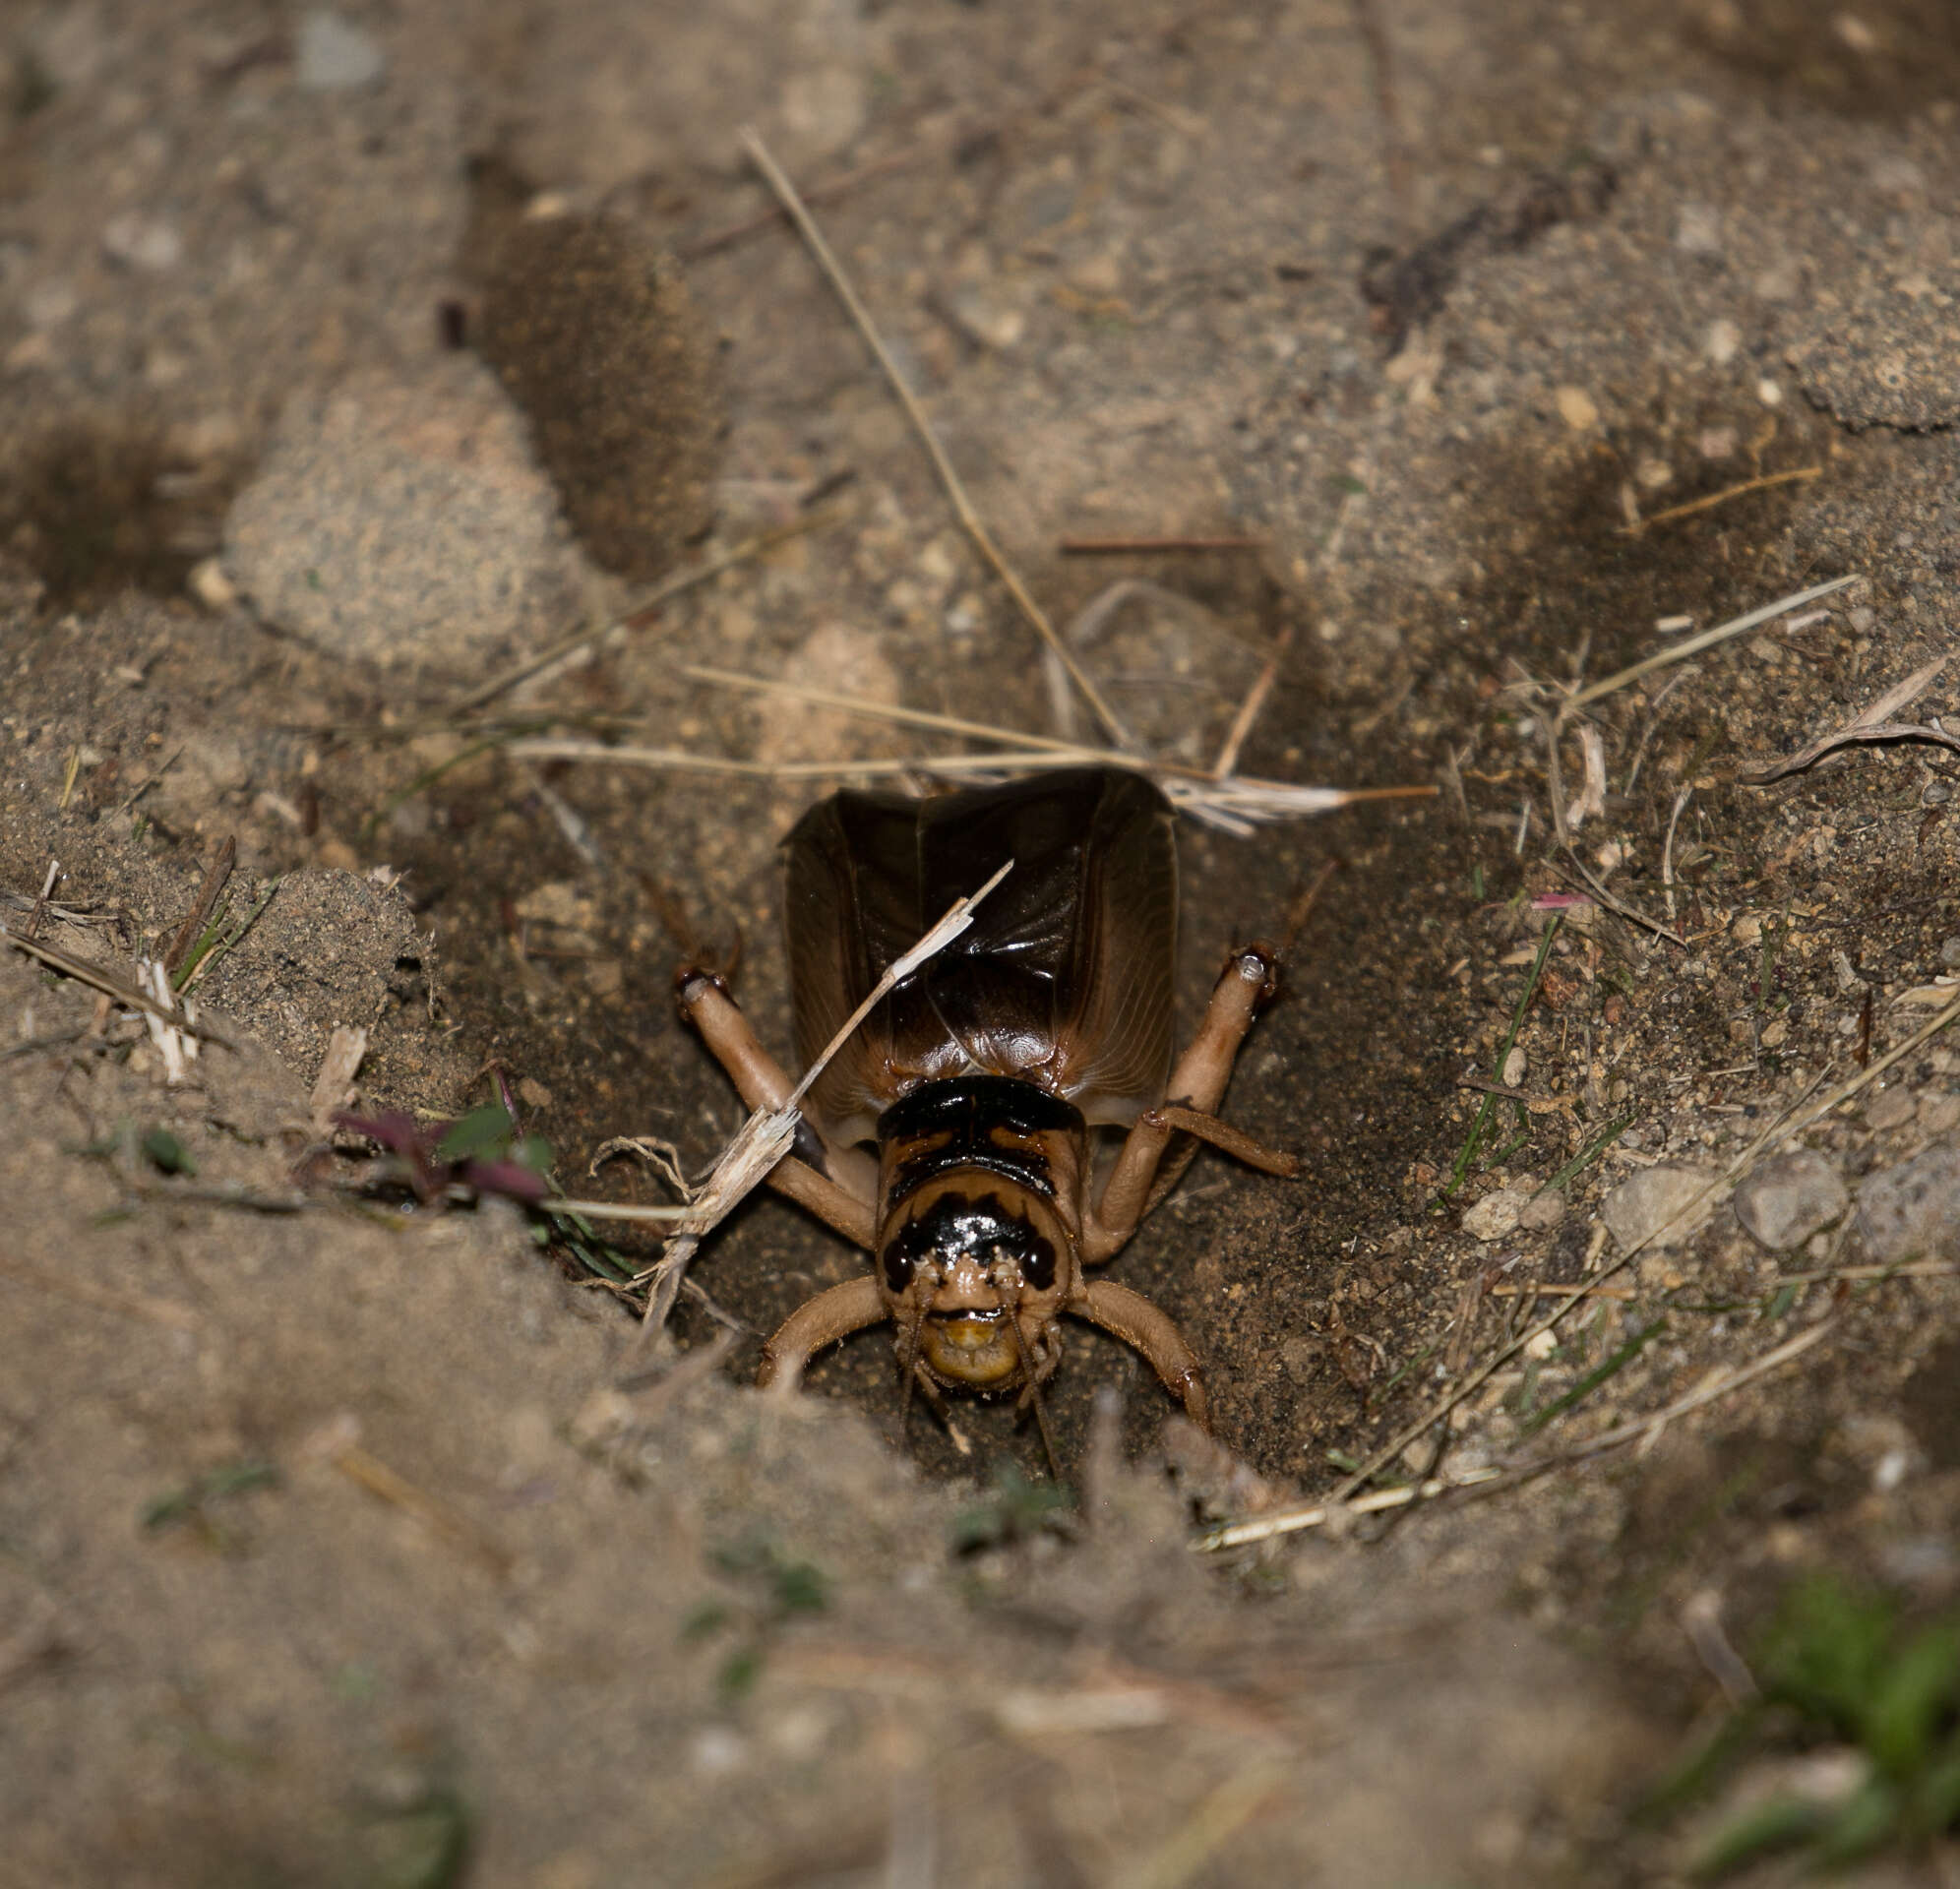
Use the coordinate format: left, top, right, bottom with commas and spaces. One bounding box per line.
880, 1188, 1057, 1297
879, 1076, 1081, 1200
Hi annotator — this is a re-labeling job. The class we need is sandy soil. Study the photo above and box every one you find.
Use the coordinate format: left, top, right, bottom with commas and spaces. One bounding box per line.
3, 2, 1959, 1883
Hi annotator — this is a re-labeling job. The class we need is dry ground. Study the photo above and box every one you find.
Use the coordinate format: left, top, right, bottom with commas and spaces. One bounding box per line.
3, 1, 1960, 1883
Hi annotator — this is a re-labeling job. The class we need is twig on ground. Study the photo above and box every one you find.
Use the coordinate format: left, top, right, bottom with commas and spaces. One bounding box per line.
1623, 464, 1822, 534
0, 925, 238, 1050
1566, 575, 1863, 710
1740, 654, 1957, 783
736, 124, 1129, 749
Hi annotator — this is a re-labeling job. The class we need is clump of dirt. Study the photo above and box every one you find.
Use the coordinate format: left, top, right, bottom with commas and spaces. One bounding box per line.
475, 210, 724, 580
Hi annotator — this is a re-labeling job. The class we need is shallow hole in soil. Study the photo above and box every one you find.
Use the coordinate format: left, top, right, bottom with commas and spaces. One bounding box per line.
0, 417, 246, 609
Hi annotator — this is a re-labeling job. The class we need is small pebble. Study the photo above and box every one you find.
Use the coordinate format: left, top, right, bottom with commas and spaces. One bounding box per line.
1602, 1165, 1717, 1251
101, 212, 182, 272
1462, 1186, 1529, 1242
1858, 1144, 1960, 1262
1922, 1093, 1960, 1136
1555, 386, 1599, 431
1501, 1046, 1527, 1088
1519, 1188, 1566, 1233
1866, 1086, 1917, 1131
1675, 203, 1723, 256
1939, 937, 1960, 970
1704, 318, 1742, 366
1732, 1149, 1849, 1252
295, 10, 386, 90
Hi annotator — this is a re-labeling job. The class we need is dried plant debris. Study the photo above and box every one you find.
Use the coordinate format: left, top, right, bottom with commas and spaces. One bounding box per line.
1741, 654, 1958, 783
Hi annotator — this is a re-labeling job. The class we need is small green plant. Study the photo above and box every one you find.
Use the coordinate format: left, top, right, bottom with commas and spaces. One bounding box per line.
949, 1461, 1075, 1554
1693, 1574, 1960, 1876
683, 1537, 830, 1700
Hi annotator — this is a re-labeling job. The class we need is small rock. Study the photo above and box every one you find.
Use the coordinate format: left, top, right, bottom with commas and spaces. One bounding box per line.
1704, 318, 1742, 365
1602, 1165, 1717, 1251
1866, 1086, 1917, 1131
1858, 1143, 1960, 1262
1922, 1093, 1960, 1136
101, 212, 182, 272
945, 279, 1026, 351
1675, 203, 1723, 257
1555, 385, 1599, 431
1733, 1150, 1849, 1252
1939, 937, 1960, 970
1520, 1188, 1566, 1233
294, 10, 386, 90
1462, 1187, 1529, 1242
186, 557, 235, 611
1501, 1045, 1527, 1087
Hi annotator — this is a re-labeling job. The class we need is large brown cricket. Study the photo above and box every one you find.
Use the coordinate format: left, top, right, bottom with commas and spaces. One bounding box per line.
676, 767, 1293, 1432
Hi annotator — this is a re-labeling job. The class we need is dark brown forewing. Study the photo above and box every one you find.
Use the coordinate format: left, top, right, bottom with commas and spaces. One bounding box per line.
781, 769, 1178, 1143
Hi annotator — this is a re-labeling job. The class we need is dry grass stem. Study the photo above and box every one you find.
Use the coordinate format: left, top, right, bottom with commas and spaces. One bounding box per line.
1199, 1467, 1505, 1551
330, 1439, 512, 1579
1661, 785, 1693, 926
1211, 624, 1295, 779
0, 923, 239, 1050
679, 661, 1086, 759
1566, 574, 1863, 709
736, 124, 1130, 748
1623, 463, 1822, 533
504, 735, 1431, 836
1741, 653, 1957, 782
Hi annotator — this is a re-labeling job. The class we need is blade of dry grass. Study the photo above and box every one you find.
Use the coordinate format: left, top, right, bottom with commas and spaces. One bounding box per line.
736, 124, 1131, 749
504, 737, 1436, 834
1, 923, 238, 1051
1566, 574, 1862, 710
1622, 463, 1822, 534
1740, 654, 1955, 782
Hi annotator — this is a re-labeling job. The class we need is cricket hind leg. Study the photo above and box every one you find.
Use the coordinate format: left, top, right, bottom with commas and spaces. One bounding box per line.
1080, 943, 1279, 1262
675, 967, 878, 1248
